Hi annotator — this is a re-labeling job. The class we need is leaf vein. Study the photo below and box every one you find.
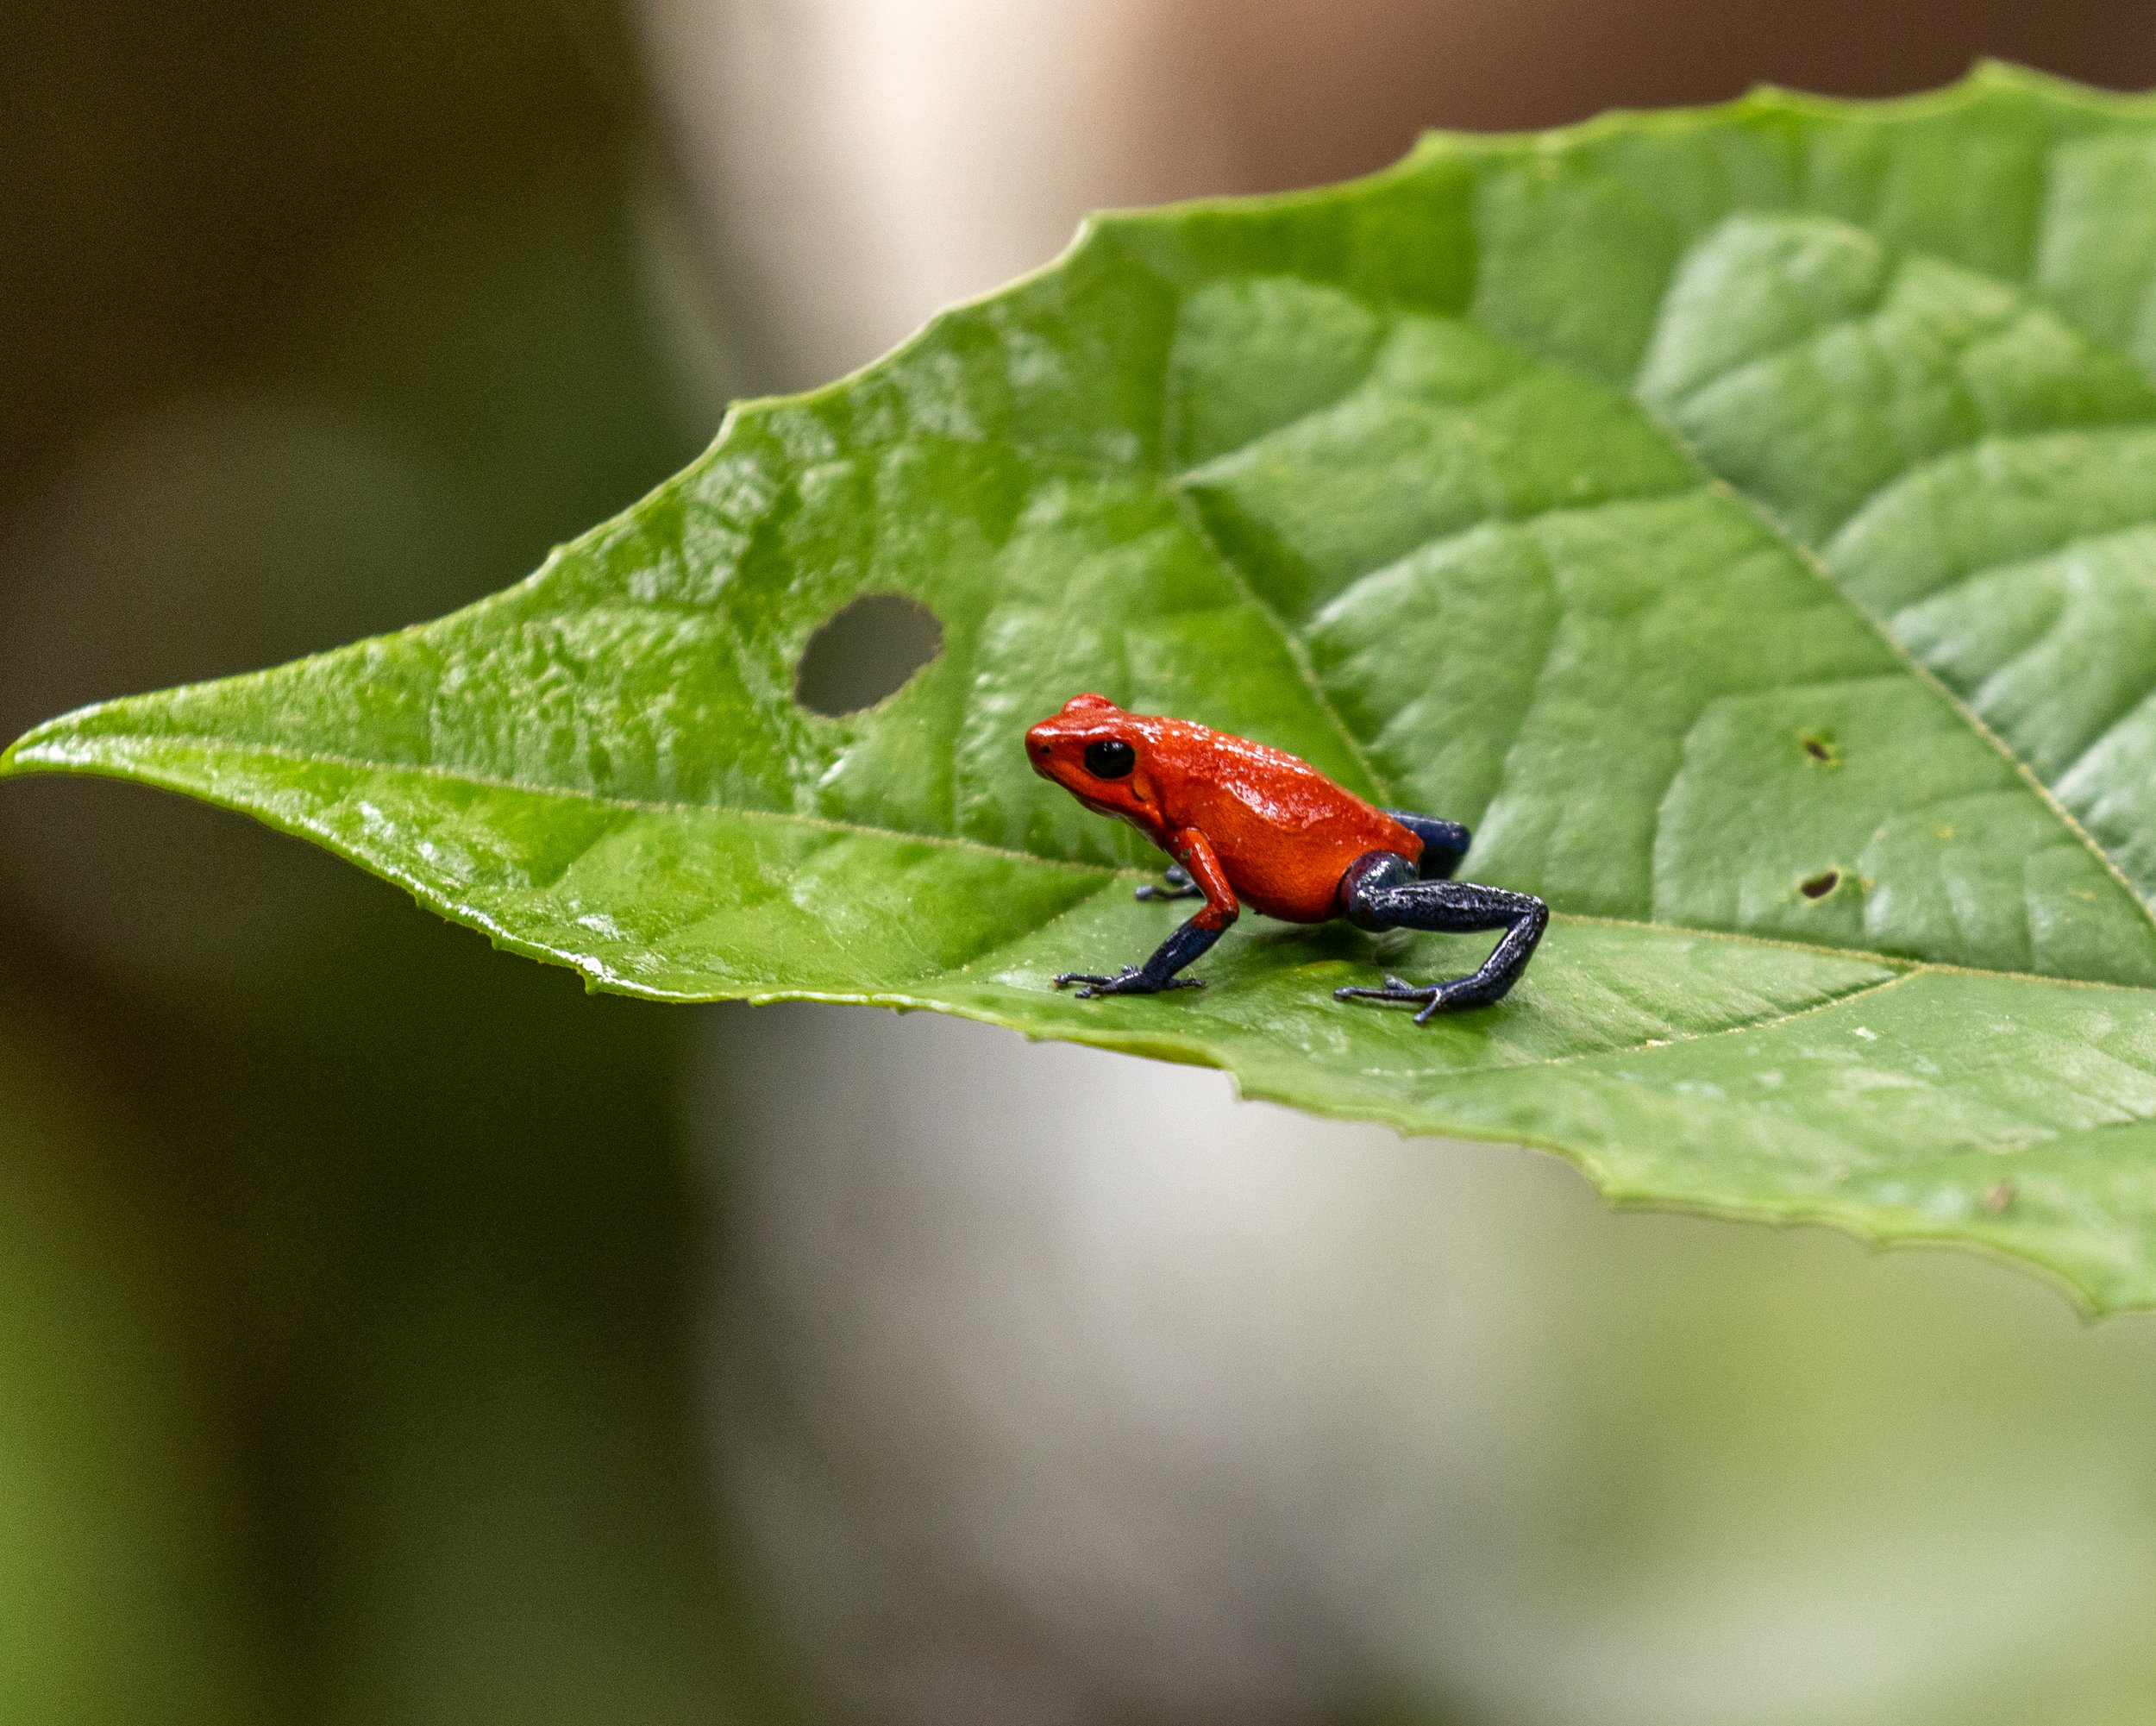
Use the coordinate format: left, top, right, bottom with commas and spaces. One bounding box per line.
1630, 398, 2156, 938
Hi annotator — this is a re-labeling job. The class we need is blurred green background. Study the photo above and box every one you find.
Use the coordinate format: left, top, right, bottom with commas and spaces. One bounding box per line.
10, 3, 2156, 1723
2, 3, 749, 1720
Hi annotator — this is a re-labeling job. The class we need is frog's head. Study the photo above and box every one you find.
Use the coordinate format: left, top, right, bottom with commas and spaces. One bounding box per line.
1025, 694, 1163, 828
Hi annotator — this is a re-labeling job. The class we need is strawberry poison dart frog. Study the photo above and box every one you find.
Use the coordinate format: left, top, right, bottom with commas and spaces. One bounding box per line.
1025, 695, 1548, 1020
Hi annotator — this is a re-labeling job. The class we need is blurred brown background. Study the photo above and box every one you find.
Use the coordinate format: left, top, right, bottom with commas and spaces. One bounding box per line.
5, 3, 2156, 1723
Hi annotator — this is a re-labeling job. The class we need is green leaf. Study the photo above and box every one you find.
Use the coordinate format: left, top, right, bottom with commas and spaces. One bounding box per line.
19, 64, 2156, 1308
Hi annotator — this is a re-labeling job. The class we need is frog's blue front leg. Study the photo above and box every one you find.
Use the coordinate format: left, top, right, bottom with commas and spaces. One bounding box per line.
1063, 830, 1236, 999
1054, 918, 1220, 998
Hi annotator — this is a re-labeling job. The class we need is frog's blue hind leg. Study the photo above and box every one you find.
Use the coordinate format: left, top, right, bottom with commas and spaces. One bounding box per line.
1381, 811, 1471, 879
1332, 850, 1546, 1020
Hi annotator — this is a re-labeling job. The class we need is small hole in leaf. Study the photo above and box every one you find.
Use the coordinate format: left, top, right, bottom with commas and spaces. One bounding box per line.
1801, 732, 1840, 766
794, 593, 943, 716
1800, 869, 1840, 900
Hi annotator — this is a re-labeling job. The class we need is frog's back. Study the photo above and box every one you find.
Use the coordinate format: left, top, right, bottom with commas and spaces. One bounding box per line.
1150, 723, 1420, 922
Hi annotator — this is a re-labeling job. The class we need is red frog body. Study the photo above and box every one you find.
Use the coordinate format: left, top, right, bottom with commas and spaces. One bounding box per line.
1027, 698, 1419, 926
1025, 694, 1547, 1020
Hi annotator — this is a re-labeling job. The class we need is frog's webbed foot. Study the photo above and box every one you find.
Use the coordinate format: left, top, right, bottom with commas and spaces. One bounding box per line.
1135, 863, 1200, 901
1333, 975, 1470, 1026
1053, 908, 1225, 1001
1054, 966, 1205, 999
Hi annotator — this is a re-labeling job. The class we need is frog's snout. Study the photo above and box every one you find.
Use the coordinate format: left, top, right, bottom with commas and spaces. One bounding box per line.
1024, 722, 1059, 779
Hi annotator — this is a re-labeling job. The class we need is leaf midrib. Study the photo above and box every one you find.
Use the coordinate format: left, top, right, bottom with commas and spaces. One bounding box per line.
37, 728, 2156, 1005
5, 729, 1115, 875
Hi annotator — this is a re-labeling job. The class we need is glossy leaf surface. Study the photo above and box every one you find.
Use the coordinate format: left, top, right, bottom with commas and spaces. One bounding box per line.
17, 66, 2156, 1307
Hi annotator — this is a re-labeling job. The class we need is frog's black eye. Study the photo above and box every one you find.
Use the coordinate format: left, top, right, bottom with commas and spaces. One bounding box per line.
1083, 738, 1136, 780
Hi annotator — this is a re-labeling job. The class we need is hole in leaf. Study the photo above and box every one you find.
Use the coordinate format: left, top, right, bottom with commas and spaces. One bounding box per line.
1799, 869, 1841, 900
1800, 731, 1840, 766
794, 593, 943, 716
